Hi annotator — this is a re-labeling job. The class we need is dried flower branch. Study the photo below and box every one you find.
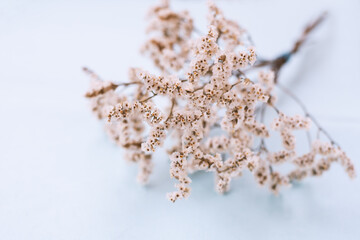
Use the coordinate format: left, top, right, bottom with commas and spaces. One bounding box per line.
83, 0, 355, 202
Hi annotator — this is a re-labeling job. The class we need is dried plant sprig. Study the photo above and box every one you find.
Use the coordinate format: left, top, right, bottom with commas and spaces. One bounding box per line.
84, 0, 355, 202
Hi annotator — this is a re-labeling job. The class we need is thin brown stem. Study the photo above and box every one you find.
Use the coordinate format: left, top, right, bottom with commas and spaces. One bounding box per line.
252, 12, 327, 83
83, 67, 143, 98
258, 103, 269, 153
83, 67, 102, 81
277, 83, 339, 147
118, 81, 142, 87
268, 104, 280, 114
165, 98, 176, 123
291, 12, 327, 55
139, 92, 158, 103
85, 83, 119, 98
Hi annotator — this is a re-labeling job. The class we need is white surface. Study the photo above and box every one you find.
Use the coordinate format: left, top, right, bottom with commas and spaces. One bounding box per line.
0, 0, 360, 239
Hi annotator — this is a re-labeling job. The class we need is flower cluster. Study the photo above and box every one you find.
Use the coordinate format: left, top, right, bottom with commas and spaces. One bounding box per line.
167, 152, 191, 202
142, 0, 193, 72
271, 112, 311, 150
84, 1, 355, 202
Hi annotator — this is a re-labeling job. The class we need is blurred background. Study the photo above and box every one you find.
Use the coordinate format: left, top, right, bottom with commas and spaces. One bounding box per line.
0, 0, 359, 239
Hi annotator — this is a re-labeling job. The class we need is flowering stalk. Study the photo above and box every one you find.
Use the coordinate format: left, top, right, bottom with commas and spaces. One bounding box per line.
84, 0, 354, 202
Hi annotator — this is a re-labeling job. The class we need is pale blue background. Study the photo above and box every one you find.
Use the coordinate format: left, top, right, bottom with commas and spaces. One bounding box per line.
0, 0, 359, 239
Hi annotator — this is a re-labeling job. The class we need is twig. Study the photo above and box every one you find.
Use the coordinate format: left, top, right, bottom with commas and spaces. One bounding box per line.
165, 98, 176, 122
253, 12, 327, 83
291, 12, 327, 55
83, 67, 102, 81
139, 92, 158, 103
277, 83, 339, 147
